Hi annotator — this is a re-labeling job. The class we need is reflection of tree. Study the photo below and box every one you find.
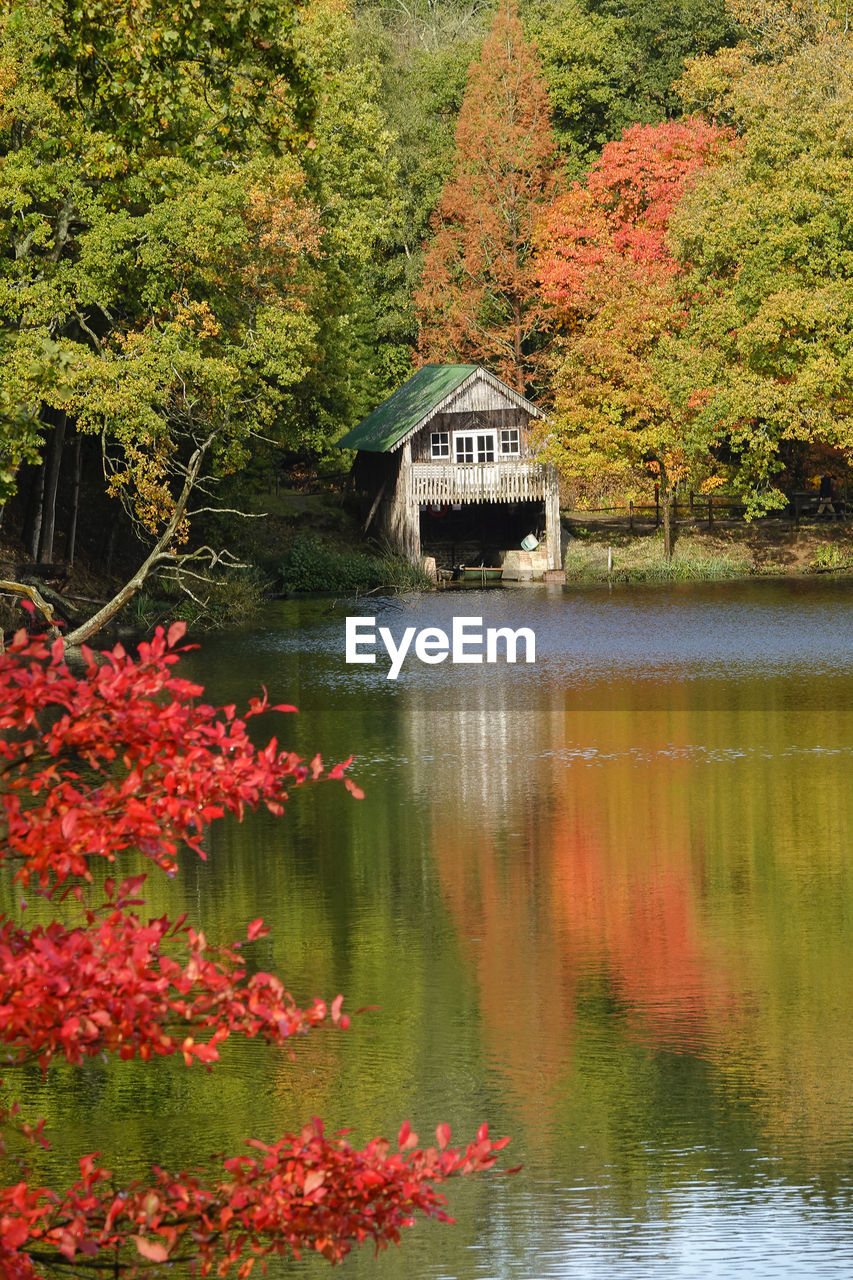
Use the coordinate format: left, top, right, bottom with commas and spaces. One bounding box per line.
414, 679, 853, 1176
407, 689, 736, 1121
546, 731, 734, 1058
432, 770, 732, 1122
405, 686, 575, 1136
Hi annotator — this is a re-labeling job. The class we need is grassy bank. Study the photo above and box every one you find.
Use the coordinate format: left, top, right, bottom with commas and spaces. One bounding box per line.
277, 534, 431, 595
563, 519, 853, 582
231, 490, 432, 594
6, 494, 852, 644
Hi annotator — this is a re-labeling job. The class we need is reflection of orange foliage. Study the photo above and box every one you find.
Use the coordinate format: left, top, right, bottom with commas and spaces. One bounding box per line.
547, 760, 733, 1055
434, 821, 578, 1128
431, 710, 736, 1127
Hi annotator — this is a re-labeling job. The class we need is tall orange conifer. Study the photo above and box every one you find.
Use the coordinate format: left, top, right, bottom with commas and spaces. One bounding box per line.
415, 0, 557, 395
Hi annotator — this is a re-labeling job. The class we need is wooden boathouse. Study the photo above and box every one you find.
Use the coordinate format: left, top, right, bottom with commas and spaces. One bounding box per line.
337, 364, 561, 574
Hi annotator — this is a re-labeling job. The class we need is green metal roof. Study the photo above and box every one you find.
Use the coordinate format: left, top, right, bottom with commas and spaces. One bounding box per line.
336, 364, 478, 453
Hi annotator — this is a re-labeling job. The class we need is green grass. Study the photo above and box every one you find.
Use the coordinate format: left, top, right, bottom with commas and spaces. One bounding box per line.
120, 567, 273, 633
809, 543, 850, 572
278, 535, 431, 595
564, 533, 755, 583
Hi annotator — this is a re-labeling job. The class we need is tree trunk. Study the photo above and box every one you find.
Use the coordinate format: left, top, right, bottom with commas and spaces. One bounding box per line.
38, 411, 67, 562
662, 490, 672, 560
25, 465, 45, 561
0, 580, 61, 635
66, 435, 83, 567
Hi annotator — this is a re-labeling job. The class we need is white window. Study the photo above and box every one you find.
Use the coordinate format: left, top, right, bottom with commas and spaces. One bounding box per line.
430, 431, 450, 459
499, 428, 520, 456
476, 433, 495, 462
455, 434, 474, 463
455, 432, 495, 463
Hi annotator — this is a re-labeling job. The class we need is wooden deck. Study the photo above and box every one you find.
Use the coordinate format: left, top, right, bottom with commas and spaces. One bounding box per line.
411, 460, 551, 505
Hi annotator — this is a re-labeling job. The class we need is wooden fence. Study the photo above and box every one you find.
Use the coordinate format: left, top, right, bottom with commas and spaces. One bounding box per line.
567, 488, 851, 528
565, 490, 749, 529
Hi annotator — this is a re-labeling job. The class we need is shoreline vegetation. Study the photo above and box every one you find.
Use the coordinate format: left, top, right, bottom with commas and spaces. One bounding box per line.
4, 489, 853, 643
562, 518, 853, 583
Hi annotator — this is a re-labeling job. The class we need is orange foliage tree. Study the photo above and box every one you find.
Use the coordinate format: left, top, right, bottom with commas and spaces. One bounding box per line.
415, 0, 558, 395
536, 118, 734, 552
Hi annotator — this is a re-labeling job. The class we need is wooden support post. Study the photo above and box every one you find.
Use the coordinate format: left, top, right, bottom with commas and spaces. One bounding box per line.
544, 467, 561, 570
655, 485, 660, 527
629, 500, 634, 531
708, 496, 713, 529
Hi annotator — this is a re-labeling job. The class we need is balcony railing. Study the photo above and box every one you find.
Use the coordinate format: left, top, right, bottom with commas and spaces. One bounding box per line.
411, 460, 550, 505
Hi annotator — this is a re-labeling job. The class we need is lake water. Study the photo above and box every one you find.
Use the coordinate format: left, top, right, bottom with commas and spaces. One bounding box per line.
19, 578, 853, 1278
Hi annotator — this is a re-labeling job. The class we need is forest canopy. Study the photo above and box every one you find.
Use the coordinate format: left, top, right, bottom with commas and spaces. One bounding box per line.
1, 0, 852, 618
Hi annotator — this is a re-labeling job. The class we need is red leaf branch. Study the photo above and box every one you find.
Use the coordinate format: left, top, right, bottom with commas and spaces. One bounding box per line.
0, 624, 357, 892
0, 1122, 510, 1275
0, 898, 343, 1071
0, 624, 511, 1277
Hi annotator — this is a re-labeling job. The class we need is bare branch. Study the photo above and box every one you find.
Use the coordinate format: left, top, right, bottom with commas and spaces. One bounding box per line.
64, 432, 218, 647
73, 310, 103, 354
187, 506, 265, 518
0, 581, 61, 638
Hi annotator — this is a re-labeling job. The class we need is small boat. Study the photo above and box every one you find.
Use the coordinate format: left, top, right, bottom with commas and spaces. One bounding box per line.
459, 565, 503, 583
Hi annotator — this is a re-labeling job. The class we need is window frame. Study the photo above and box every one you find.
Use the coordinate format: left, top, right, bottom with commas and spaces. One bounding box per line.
499, 428, 521, 457
430, 431, 450, 459
454, 433, 475, 464
454, 431, 496, 464
475, 432, 496, 463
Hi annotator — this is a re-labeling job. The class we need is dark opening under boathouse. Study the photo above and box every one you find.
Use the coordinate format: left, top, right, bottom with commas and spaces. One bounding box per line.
336, 364, 561, 578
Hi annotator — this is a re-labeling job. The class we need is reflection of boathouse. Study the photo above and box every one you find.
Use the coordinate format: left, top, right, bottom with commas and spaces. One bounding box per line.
336, 364, 561, 575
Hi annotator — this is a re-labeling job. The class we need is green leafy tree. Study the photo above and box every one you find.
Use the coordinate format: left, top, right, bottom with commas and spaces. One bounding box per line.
0, 0, 402, 638
669, 31, 853, 510
527, 0, 739, 176
590, 0, 739, 118
415, 0, 558, 393
678, 0, 845, 116
283, 0, 402, 454
525, 0, 633, 178
352, 0, 491, 395
0, 0, 325, 627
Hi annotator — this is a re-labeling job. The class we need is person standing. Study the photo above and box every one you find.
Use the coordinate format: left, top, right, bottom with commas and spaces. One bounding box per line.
816, 474, 836, 518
